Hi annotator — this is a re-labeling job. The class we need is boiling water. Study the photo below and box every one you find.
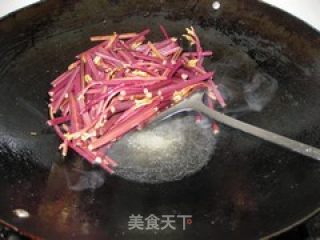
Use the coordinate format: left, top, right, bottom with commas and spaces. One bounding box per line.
108, 115, 217, 183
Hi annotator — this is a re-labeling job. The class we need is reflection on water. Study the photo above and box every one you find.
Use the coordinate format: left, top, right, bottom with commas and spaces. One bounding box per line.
37, 163, 96, 236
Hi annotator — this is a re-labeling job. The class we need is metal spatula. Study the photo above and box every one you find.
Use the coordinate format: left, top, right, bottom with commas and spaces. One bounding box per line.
152, 92, 320, 161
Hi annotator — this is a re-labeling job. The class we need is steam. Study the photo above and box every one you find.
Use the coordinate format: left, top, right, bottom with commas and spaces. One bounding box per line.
64, 168, 105, 191
244, 72, 278, 112
203, 38, 279, 114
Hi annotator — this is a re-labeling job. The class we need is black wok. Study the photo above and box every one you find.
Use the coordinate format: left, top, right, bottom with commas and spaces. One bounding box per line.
0, 0, 320, 239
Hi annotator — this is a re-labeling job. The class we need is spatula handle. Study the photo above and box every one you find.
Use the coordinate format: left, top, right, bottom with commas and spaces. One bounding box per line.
196, 103, 320, 161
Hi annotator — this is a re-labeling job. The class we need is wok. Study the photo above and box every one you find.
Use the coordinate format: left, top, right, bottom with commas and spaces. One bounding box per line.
0, 0, 320, 239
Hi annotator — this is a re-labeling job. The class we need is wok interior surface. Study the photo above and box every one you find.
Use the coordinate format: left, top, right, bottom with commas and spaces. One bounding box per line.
0, 0, 320, 239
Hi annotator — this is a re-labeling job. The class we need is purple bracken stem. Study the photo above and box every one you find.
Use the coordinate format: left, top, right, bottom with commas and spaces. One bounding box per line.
126, 28, 151, 45
51, 67, 80, 113
86, 55, 101, 81
168, 61, 183, 78
118, 50, 134, 64
161, 46, 181, 57
154, 38, 176, 49
182, 51, 213, 57
131, 52, 163, 64
208, 78, 226, 107
158, 72, 213, 95
110, 100, 135, 113
120, 87, 145, 96
159, 25, 170, 39
52, 70, 73, 86
111, 76, 167, 81
95, 51, 126, 66
47, 115, 71, 126
143, 79, 174, 92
